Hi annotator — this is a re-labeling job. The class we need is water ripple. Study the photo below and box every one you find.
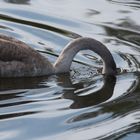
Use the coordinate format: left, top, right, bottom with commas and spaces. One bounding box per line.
0, 0, 140, 139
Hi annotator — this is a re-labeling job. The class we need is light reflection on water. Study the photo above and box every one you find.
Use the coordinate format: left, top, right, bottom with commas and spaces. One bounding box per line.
0, 0, 140, 139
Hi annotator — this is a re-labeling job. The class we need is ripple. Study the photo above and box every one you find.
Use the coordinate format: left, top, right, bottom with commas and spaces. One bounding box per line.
3, 0, 30, 5
109, 0, 140, 9
0, 0, 140, 139
0, 13, 81, 39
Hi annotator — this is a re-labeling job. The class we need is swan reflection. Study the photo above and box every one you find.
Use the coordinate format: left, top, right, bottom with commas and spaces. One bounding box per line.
0, 74, 116, 109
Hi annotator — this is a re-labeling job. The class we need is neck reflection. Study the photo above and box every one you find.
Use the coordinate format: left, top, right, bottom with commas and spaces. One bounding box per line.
0, 74, 116, 109
57, 74, 116, 109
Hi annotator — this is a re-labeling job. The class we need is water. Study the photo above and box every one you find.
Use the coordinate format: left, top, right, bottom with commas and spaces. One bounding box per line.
0, 0, 140, 139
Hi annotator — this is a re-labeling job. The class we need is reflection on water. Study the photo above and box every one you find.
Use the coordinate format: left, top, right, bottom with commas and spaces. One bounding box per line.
0, 0, 140, 139
0, 74, 116, 109
61, 75, 116, 109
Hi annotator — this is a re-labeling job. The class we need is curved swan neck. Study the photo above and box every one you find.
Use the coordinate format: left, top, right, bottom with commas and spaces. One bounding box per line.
54, 37, 117, 75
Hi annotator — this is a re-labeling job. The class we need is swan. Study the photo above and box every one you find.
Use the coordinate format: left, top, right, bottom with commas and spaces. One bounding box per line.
0, 34, 117, 77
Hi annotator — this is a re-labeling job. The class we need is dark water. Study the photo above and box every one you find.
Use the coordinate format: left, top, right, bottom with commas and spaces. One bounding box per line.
0, 0, 140, 139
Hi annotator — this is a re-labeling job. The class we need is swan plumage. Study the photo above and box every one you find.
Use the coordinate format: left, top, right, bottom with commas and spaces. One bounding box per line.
0, 35, 117, 77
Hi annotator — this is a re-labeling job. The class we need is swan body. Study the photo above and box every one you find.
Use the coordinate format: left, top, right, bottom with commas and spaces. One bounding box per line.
0, 35, 117, 77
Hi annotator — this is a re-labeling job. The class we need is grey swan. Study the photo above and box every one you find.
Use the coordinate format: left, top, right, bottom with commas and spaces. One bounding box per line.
0, 34, 117, 77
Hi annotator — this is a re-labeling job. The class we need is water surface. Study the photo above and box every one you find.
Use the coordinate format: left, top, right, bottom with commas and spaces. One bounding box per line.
0, 0, 140, 139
